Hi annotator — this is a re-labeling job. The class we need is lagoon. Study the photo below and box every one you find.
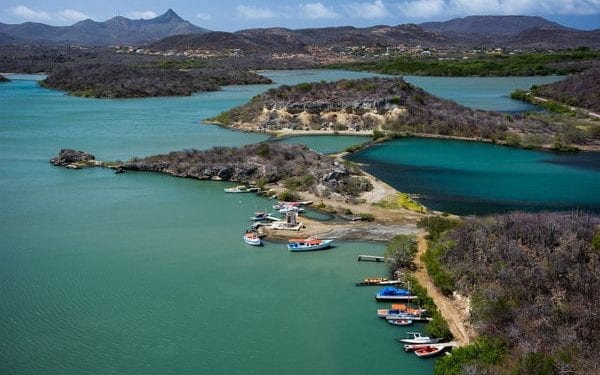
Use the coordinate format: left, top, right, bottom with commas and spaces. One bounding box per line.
0, 70, 593, 374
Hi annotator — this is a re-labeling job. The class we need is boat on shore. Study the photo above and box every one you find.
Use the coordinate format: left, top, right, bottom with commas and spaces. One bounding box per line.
287, 238, 333, 252
272, 201, 313, 210
375, 286, 418, 301
397, 332, 441, 345
224, 185, 259, 193
243, 230, 262, 246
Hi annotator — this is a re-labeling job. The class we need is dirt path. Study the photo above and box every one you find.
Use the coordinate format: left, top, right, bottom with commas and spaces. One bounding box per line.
414, 234, 475, 346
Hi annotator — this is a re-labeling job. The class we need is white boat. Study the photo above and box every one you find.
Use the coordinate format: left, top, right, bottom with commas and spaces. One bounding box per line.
224, 185, 259, 193
287, 238, 333, 252
272, 201, 313, 210
250, 212, 280, 222
279, 206, 305, 214
414, 345, 445, 358
397, 332, 441, 345
243, 231, 262, 246
270, 222, 303, 231
387, 318, 413, 326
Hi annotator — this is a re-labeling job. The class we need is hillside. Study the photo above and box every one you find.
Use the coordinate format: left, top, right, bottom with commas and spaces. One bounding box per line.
41, 63, 271, 98
506, 27, 600, 49
209, 77, 597, 149
0, 9, 208, 46
430, 212, 600, 374
531, 67, 600, 112
420, 15, 568, 36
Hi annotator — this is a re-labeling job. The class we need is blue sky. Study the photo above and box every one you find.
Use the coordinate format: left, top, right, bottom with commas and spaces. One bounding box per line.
2, 1, 600, 30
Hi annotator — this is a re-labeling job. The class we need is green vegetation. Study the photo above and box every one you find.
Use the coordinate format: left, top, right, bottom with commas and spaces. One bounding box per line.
384, 234, 417, 270
277, 189, 300, 202
421, 240, 455, 296
417, 216, 461, 242
374, 192, 426, 213
344, 144, 365, 153
434, 336, 507, 375
405, 275, 452, 340
283, 174, 315, 191
330, 50, 600, 76
372, 129, 386, 141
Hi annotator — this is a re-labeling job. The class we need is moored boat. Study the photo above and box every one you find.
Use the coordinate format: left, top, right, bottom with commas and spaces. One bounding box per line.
387, 318, 413, 326
224, 185, 259, 193
397, 332, 441, 345
250, 212, 280, 222
375, 286, 418, 301
414, 345, 445, 358
356, 277, 388, 286
243, 230, 262, 246
278, 206, 305, 214
287, 238, 333, 252
377, 304, 427, 318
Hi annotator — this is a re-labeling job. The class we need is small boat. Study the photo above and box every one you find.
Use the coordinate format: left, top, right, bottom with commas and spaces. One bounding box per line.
377, 305, 427, 318
287, 238, 333, 252
279, 206, 304, 214
387, 318, 413, 326
250, 212, 280, 222
243, 231, 262, 246
272, 201, 313, 210
414, 345, 445, 358
355, 277, 388, 286
224, 185, 259, 193
375, 286, 418, 301
397, 332, 441, 345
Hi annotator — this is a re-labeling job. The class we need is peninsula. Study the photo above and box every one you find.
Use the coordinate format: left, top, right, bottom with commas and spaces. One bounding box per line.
208, 77, 600, 150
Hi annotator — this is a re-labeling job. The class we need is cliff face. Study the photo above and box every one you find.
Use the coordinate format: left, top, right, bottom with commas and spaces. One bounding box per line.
213, 77, 523, 138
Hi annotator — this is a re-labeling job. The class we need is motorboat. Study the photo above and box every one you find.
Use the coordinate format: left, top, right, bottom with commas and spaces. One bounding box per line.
287, 238, 333, 252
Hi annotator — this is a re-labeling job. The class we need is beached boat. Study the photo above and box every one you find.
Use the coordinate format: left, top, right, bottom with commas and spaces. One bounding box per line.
356, 277, 388, 286
397, 332, 441, 345
272, 201, 313, 210
375, 286, 418, 301
287, 238, 333, 252
243, 231, 262, 246
250, 212, 280, 222
387, 318, 413, 326
224, 185, 259, 193
414, 345, 445, 358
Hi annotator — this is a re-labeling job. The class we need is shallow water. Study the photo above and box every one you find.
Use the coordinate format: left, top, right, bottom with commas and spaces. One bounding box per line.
347, 137, 600, 215
0, 71, 433, 375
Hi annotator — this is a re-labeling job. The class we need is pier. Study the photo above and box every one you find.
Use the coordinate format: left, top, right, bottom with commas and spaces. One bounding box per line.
357, 255, 392, 262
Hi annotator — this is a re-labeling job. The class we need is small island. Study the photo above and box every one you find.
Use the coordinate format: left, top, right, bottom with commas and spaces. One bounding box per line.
41, 63, 272, 98
209, 77, 600, 150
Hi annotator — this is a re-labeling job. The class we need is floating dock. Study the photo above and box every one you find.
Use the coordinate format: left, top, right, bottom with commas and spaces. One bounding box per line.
357, 255, 392, 262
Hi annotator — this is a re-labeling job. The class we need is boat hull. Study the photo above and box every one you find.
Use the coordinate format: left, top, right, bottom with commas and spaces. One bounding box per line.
287, 239, 333, 252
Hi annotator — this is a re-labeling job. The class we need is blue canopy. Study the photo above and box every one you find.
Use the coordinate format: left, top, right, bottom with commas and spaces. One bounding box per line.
378, 286, 410, 296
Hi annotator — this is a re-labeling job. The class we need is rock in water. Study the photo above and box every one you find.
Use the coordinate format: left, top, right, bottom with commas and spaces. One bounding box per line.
50, 149, 95, 167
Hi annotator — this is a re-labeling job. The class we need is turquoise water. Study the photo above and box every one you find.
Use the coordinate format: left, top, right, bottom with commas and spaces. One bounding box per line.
1, 71, 434, 374
347, 138, 600, 215
405, 75, 564, 112
273, 135, 371, 154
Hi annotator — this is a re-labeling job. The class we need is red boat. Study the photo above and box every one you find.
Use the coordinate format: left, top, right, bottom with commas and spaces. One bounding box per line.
414, 345, 445, 358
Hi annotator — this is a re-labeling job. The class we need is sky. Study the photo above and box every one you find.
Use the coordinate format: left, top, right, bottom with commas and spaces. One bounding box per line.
1, 1, 600, 31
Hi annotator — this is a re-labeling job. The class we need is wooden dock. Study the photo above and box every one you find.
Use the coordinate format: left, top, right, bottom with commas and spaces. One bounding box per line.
357, 255, 392, 262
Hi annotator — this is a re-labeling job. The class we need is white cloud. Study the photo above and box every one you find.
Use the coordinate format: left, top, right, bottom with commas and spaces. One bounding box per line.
344, 0, 389, 19
196, 12, 212, 21
396, 0, 600, 18
58, 9, 90, 22
236, 5, 277, 19
7, 5, 91, 23
7, 5, 51, 21
299, 3, 341, 19
126, 10, 158, 19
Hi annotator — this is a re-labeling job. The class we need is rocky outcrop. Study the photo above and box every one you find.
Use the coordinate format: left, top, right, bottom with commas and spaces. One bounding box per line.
50, 149, 96, 168
0, 74, 9, 82
51, 143, 373, 199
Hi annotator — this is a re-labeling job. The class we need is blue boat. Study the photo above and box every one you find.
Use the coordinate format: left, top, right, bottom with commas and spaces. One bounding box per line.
375, 286, 418, 301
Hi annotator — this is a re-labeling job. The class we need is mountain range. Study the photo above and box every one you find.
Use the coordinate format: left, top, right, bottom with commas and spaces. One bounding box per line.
0, 9, 207, 46
0, 10, 599, 50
